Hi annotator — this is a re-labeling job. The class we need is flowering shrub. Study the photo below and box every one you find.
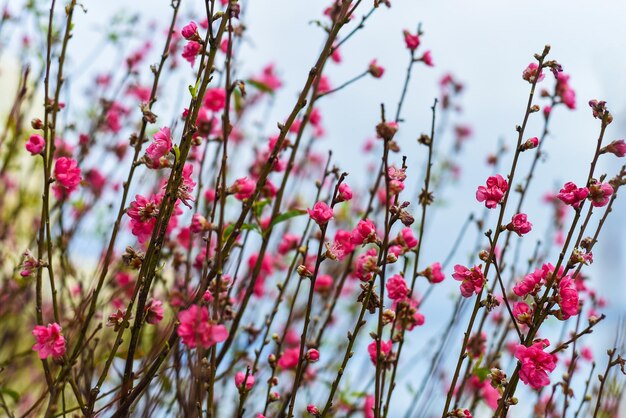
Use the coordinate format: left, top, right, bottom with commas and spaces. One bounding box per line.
0, 1, 625, 417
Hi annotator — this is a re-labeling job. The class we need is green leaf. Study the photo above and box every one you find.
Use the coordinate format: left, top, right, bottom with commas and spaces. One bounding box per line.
269, 209, 307, 228
223, 223, 261, 241
253, 198, 271, 218
0, 387, 20, 403
473, 366, 490, 382
246, 79, 274, 94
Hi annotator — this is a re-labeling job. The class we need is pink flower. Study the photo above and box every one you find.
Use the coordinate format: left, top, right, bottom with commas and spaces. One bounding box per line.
337, 183, 353, 202
509, 213, 532, 236
145, 299, 164, 325
513, 301, 532, 325
587, 182, 613, 207
452, 265, 485, 297
421, 50, 434, 67
368, 59, 385, 78
53, 157, 82, 198
364, 395, 375, 418
386, 274, 409, 300
278, 233, 300, 254
368, 340, 392, 365
522, 62, 544, 83
128, 194, 160, 243
557, 277, 579, 319
557, 182, 589, 208
476, 175, 508, 209
306, 404, 320, 416
203, 88, 226, 112
556, 73, 576, 109
177, 305, 228, 349
182, 41, 202, 65
398, 227, 418, 250
278, 347, 300, 369
403, 30, 420, 50
350, 219, 377, 245
25, 134, 45, 155
521, 136, 539, 151
514, 340, 557, 389
234, 371, 254, 390
513, 267, 546, 297
314, 274, 333, 293
231, 177, 255, 200
145, 127, 172, 168
307, 201, 333, 225
306, 348, 320, 362
423, 262, 445, 284
32, 323, 66, 359
251, 63, 282, 92
181, 21, 198, 40
603, 139, 626, 157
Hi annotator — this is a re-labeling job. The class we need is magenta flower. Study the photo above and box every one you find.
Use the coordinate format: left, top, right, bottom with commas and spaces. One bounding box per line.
513, 302, 532, 325
403, 30, 420, 50
32, 323, 66, 359
337, 183, 353, 202
514, 340, 557, 389
367, 340, 392, 366
306, 405, 320, 416
182, 41, 201, 66
421, 50, 434, 67
476, 174, 508, 209
398, 227, 418, 250
603, 139, 626, 157
181, 21, 198, 40
234, 371, 254, 390
522, 62, 544, 83
386, 274, 409, 300
203, 87, 226, 112
557, 182, 589, 208
145, 127, 172, 168
509, 213, 533, 236
513, 267, 546, 297
452, 264, 485, 297
306, 348, 320, 362
587, 182, 614, 207
277, 347, 300, 369
177, 304, 228, 349
307, 201, 333, 225
557, 277, 579, 319
145, 299, 164, 325
314, 274, 333, 293
231, 177, 255, 201
25, 134, 45, 155
350, 219, 377, 245
53, 157, 82, 199
423, 262, 445, 284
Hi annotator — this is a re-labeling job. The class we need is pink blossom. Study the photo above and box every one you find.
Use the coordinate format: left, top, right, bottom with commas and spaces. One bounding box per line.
337, 183, 353, 202
351, 219, 377, 245
278, 347, 300, 369
25, 134, 45, 155
514, 340, 557, 389
403, 30, 420, 50
181, 21, 198, 40
423, 262, 445, 284
128, 194, 160, 243
386, 274, 409, 300
398, 227, 418, 250
452, 264, 485, 297
355, 248, 378, 282
177, 304, 228, 349
182, 41, 201, 65
557, 182, 589, 208
476, 174, 508, 209
53, 157, 82, 198
145, 299, 164, 325
367, 340, 392, 365
556, 73, 576, 109
522, 62, 544, 83
421, 50, 434, 67
364, 395, 375, 418
251, 63, 282, 92
145, 127, 172, 168
513, 267, 546, 297
513, 301, 532, 325
587, 182, 613, 207
368, 59, 385, 78
603, 139, 626, 157
278, 233, 300, 254
307, 201, 333, 225
521, 136, 539, 151
306, 404, 320, 416
509, 213, 532, 236
231, 177, 255, 200
306, 348, 320, 362
314, 274, 333, 293
203, 88, 226, 112
32, 323, 66, 359
557, 277, 579, 319
234, 371, 254, 390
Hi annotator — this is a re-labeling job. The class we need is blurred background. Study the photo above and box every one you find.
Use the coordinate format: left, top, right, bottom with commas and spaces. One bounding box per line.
1, 0, 625, 416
